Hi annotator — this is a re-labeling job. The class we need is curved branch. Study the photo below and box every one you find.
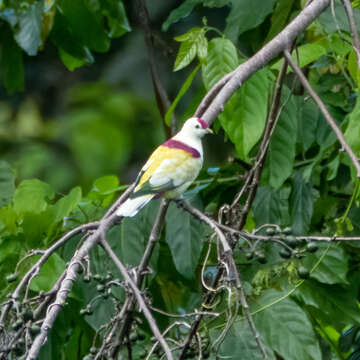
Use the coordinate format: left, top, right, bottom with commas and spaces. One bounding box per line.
198, 0, 330, 126
0, 222, 98, 328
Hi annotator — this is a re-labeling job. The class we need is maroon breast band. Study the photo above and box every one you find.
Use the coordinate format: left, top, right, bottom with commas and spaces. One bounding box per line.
163, 139, 200, 158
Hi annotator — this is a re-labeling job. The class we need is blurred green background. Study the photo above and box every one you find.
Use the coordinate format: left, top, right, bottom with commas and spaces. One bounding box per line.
0, 0, 231, 194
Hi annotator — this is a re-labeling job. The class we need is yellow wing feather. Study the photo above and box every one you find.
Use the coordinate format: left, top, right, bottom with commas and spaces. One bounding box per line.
136, 145, 191, 190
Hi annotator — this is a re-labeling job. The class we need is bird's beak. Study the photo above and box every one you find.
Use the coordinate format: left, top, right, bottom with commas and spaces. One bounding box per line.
206, 128, 214, 134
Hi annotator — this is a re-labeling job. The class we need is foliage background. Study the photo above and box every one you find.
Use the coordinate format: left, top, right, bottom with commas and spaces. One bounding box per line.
1, 0, 360, 359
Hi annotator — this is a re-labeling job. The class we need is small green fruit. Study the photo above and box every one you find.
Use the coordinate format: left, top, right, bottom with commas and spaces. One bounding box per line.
298, 266, 310, 279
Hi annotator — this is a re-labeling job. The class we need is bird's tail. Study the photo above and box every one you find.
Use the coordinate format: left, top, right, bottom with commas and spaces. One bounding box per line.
115, 194, 154, 217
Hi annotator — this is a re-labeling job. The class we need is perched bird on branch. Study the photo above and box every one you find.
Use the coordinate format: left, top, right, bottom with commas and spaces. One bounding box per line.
116, 117, 213, 217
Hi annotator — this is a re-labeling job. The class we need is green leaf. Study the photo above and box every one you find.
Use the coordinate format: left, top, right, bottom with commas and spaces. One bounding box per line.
0, 26, 24, 93
265, 0, 295, 42
163, 0, 202, 31
271, 40, 328, 72
303, 244, 349, 285
14, 1, 43, 56
13, 179, 55, 215
253, 289, 322, 360
50, 12, 95, 67
253, 186, 290, 226
57, 0, 110, 52
225, 0, 276, 41
174, 40, 197, 71
88, 175, 119, 206
0, 161, 15, 207
210, 319, 275, 359
220, 67, 269, 159
30, 253, 66, 292
58, 47, 86, 71
296, 280, 360, 329
165, 202, 205, 280
289, 171, 314, 235
165, 64, 200, 126
319, 1, 360, 34
100, 0, 131, 38
52, 187, 82, 223
344, 91, 360, 157
263, 89, 297, 189
174, 27, 207, 71
202, 38, 238, 90
0, 208, 17, 235
110, 201, 160, 270
297, 98, 320, 153
163, 0, 229, 32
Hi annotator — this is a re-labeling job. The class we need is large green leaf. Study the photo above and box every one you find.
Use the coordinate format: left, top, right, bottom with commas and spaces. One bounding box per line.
30, 253, 66, 292
202, 37, 269, 159
165, 202, 205, 280
0, 26, 24, 93
225, 0, 276, 41
14, 1, 43, 56
0, 161, 15, 207
265, 0, 295, 42
319, 1, 360, 34
202, 38, 238, 90
109, 201, 161, 271
253, 289, 322, 360
297, 98, 320, 153
263, 90, 297, 189
50, 12, 94, 69
296, 280, 360, 329
220, 67, 269, 159
253, 186, 290, 226
271, 40, 328, 72
52, 187, 82, 223
344, 91, 360, 157
302, 244, 349, 285
13, 179, 55, 215
57, 0, 110, 52
289, 171, 314, 235
210, 319, 275, 359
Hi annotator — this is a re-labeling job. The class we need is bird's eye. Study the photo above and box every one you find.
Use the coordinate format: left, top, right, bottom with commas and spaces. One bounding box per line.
195, 125, 200, 129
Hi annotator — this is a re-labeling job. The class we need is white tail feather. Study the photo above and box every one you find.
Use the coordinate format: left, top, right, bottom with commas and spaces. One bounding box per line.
115, 194, 154, 217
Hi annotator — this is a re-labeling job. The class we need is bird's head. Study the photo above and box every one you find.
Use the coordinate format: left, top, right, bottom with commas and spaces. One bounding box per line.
180, 117, 213, 138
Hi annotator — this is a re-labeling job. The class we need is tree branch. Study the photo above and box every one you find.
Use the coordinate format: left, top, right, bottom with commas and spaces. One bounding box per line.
198, 0, 330, 126
99, 237, 174, 360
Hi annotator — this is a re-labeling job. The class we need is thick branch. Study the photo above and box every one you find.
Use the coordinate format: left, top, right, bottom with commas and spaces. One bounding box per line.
199, 0, 330, 125
283, 50, 360, 178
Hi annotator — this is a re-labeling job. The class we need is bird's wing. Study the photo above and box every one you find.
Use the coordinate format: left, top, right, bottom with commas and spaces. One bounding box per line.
131, 145, 200, 198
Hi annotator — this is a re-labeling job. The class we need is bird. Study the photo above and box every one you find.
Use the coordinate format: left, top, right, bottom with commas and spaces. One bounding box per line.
116, 117, 213, 217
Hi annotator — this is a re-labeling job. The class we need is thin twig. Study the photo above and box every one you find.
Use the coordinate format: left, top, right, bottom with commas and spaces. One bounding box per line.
25, 215, 119, 360
0, 222, 98, 328
100, 238, 174, 360
109, 200, 170, 357
283, 49, 360, 178
342, 0, 360, 70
